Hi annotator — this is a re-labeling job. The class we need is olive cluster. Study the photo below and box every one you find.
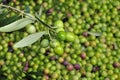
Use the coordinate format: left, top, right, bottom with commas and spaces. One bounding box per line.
0, 0, 120, 80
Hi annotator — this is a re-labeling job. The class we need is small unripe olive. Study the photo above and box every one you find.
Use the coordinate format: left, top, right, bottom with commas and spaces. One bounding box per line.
54, 46, 64, 55
40, 39, 49, 48
54, 20, 64, 28
26, 25, 36, 33
56, 27, 65, 33
50, 39, 60, 48
57, 31, 66, 41
66, 32, 75, 42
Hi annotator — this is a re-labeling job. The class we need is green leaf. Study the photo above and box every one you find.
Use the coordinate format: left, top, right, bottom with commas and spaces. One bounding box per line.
0, 18, 34, 32
114, 43, 118, 49
34, 5, 43, 20
0, 9, 4, 14
0, 15, 20, 26
25, 5, 30, 13
87, 32, 102, 36
0, 11, 10, 20
14, 31, 46, 48
38, 5, 43, 17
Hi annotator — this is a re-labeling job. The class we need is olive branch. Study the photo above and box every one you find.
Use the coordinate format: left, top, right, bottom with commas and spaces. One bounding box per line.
0, 3, 56, 48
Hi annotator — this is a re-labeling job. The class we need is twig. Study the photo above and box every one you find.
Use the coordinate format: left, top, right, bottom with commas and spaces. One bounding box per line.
35, 14, 52, 29
35, 14, 56, 33
0, 4, 35, 19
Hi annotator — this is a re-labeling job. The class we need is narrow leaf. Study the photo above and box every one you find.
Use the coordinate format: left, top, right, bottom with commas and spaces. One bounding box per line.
0, 9, 4, 14
14, 31, 46, 48
114, 43, 118, 49
0, 15, 20, 26
87, 32, 102, 36
0, 18, 34, 32
0, 11, 10, 20
38, 5, 43, 17
25, 5, 30, 13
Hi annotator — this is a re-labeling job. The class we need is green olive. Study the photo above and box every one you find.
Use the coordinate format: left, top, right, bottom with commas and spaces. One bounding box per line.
40, 39, 49, 48
57, 31, 66, 41
56, 27, 65, 33
66, 32, 75, 42
50, 39, 60, 48
26, 25, 36, 33
54, 46, 64, 55
54, 20, 64, 28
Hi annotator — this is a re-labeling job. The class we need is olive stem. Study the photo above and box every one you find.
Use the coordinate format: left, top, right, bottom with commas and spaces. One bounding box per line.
35, 14, 52, 29
0, 4, 35, 19
35, 15, 56, 33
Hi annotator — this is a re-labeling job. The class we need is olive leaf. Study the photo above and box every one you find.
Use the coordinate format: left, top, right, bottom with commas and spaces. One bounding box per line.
14, 31, 46, 48
38, 5, 43, 17
0, 9, 4, 14
25, 5, 30, 13
114, 43, 118, 49
0, 15, 20, 26
0, 10, 11, 20
34, 5, 43, 20
0, 18, 34, 32
87, 32, 102, 36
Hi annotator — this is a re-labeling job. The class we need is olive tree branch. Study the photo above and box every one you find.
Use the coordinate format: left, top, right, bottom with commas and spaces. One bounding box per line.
0, 4, 56, 32
0, 3, 35, 19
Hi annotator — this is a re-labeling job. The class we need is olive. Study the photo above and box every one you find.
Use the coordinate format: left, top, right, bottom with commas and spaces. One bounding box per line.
26, 25, 36, 34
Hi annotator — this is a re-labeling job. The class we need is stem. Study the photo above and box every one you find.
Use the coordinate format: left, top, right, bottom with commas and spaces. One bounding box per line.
35, 15, 52, 29
0, 4, 35, 19
35, 14, 56, 32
